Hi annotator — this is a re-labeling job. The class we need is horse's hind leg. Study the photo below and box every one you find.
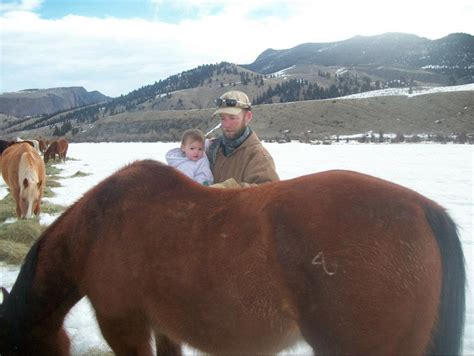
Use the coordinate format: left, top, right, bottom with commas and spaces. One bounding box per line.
155, 333, 182, 356
96, 312, 153, 356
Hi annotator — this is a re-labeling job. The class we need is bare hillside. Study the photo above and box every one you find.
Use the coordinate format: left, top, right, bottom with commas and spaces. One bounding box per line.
7, 89, 470, 143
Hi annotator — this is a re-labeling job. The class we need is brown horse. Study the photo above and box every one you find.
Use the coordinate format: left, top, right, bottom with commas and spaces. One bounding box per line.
44, 138, 68, 163
0, 160, 465, 355
1, 143, 46, 219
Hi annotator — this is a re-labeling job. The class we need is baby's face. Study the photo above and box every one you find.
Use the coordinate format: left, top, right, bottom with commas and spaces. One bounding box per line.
181, 139, 204, 161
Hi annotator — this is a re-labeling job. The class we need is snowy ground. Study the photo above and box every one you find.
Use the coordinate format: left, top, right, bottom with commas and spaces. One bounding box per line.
339, 83, 474, 99
0, 142, 473, 354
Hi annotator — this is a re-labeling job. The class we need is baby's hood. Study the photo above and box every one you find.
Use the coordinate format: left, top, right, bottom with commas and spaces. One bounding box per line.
165, 147, 189, 167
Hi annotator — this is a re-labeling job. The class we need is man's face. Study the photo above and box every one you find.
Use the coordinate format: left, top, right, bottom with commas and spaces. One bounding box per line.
219, 110, 252, 140
181, 140, 204, 161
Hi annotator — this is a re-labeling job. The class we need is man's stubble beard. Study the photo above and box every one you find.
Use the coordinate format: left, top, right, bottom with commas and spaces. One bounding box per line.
223, 122, 247, 140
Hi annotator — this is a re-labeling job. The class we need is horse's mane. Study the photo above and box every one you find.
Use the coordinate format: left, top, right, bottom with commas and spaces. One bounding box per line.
19, 150, 40, 183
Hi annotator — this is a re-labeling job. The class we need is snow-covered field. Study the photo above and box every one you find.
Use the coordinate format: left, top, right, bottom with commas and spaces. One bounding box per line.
0, 142, 473, 354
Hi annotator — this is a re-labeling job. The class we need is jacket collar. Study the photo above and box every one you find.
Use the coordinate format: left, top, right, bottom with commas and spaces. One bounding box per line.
221, 126, 252, 157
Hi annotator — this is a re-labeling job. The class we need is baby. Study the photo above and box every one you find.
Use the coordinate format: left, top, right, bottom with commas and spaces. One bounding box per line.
165, 129, 214, 185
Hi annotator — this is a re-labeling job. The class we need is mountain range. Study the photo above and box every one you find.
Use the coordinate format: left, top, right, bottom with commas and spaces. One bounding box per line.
0, 32, 472, 141
0, 87, 110, 119
244, 33, 474, 77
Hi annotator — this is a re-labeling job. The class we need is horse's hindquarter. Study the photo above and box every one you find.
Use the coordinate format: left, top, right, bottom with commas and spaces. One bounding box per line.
270, 170, 442, 353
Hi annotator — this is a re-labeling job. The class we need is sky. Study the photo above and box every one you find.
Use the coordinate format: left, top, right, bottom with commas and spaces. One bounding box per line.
0, 0, 473, 97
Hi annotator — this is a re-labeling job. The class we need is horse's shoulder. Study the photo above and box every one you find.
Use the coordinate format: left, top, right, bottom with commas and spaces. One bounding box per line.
115, 159, 190, 192
93, 160, 170, 187
127, 160, 181, 183
119, 159, 167, 174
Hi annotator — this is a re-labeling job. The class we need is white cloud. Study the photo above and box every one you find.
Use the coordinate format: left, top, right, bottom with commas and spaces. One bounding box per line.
0, 0, 473, 97
0, 0, 42, 12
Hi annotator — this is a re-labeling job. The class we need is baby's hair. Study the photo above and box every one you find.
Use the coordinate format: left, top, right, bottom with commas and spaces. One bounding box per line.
181, 129, 205, 145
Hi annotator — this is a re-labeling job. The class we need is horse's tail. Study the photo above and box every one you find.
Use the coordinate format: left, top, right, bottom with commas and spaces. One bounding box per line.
425, 204, 465, 356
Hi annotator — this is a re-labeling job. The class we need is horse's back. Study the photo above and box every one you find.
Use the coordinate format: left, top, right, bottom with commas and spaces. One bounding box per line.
272, 169, 439, 226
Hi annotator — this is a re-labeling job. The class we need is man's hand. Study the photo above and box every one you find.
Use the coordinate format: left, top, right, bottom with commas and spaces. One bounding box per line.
209, 178, 240, 189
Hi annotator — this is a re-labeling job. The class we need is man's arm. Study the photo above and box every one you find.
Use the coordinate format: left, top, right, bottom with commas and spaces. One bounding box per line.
239, 149, 279, 186
210, 151, 278, 189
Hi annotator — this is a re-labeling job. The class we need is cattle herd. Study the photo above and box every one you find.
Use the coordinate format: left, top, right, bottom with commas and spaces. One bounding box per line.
0, 137, 69, 219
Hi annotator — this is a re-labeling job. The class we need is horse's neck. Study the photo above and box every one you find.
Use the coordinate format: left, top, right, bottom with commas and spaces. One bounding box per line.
5, 231, 82, 341
46, 145, 54, 156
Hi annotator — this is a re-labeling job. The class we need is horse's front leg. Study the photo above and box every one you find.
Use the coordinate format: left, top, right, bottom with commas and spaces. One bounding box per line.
13, 190, 22, 218
95, 312, 154, 356
155, 333, 182, 356
34, 327, 71, 355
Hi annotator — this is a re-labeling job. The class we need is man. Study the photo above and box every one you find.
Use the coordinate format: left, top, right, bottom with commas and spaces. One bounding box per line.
208, 90, 279, 187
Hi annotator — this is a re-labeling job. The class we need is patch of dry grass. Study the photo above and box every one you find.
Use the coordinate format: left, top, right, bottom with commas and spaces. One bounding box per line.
0, 239, 31, 264
0, 219, 43, 264
0, 219, 42, 244
0, 194, 16, 222
70, 170, 90, 178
